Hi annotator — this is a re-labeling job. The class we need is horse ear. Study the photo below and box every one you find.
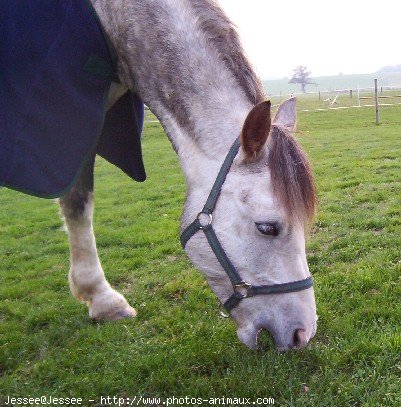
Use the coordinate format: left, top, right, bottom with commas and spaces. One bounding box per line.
273, 97, 297, 131
240, 100, 271, 162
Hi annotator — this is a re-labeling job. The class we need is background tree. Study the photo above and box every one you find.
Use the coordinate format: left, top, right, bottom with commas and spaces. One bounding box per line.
289, 66, 315, 93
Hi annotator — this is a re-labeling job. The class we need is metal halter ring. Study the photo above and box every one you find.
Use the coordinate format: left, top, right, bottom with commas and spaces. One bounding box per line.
234, 282, 252, 298
197, 212, 213, 229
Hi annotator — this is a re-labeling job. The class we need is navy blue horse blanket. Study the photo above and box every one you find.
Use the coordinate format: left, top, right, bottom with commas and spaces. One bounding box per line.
0, 0, 146, 198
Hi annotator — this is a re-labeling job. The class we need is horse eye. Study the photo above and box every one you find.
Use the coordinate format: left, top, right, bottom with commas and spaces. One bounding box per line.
255, 222, 279, 236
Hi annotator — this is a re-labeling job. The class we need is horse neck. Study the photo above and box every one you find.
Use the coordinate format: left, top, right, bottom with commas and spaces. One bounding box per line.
92, 0, 258, 187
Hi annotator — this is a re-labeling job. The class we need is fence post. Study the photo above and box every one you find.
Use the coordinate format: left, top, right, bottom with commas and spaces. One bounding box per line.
318, 91, 321, 100
374, 79, 380, 125
357, 88, 360, 107
350, 89, 353, 98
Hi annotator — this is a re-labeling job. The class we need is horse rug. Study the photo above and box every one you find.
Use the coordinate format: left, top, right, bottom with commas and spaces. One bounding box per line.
0, 0, 146, 198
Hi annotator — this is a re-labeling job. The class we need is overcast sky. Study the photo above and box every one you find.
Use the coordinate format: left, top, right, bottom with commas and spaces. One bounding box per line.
218, 0, 401, 79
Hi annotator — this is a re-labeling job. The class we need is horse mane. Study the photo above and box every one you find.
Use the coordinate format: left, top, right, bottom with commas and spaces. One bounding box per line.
268, 126, 317, 223
190, 0, 265, 105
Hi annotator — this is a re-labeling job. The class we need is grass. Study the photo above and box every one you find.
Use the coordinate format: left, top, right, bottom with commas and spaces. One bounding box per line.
1, 102, 401, 406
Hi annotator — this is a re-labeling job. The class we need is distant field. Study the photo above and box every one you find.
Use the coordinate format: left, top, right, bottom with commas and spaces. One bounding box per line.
1, 105, 401, 405
264, 71, 401, 95
269, 90, 401, 113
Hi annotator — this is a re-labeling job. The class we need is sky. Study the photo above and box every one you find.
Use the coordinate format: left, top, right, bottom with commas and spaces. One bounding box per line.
218, 0, 401, 79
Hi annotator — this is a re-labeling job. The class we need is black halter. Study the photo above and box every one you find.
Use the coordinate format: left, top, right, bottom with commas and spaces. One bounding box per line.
180, 138, 313, 312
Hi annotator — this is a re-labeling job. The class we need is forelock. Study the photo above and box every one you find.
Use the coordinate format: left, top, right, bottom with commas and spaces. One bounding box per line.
268, 126, 317, 223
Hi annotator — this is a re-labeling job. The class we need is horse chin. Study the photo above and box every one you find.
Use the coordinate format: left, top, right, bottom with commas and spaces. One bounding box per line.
236, 325, 259, 350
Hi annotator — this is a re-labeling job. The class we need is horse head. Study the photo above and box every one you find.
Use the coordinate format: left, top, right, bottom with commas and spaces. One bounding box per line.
182, 98, 317, 350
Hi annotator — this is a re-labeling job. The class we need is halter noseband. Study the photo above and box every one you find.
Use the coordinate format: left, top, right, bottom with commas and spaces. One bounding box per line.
180, 137, 313, 312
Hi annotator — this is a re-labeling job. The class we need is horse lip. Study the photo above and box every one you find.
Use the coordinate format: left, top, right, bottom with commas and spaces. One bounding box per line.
236, 325, 258, 350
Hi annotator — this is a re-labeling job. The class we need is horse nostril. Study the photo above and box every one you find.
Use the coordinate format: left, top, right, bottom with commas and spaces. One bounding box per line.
292, 329, 308, 350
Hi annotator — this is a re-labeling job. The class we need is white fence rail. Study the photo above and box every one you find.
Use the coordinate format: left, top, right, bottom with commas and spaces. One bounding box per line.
269, 81, 401, 120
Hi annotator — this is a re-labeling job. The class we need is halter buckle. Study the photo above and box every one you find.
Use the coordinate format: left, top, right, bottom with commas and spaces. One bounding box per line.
197, 212, 213, 229
234, 282, 252, 298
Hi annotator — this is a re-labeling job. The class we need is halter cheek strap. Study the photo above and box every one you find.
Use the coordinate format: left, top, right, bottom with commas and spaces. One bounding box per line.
180, 137, 313, 312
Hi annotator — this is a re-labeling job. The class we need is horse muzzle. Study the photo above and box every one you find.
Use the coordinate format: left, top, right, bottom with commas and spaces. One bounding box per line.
237, 319, 317, 351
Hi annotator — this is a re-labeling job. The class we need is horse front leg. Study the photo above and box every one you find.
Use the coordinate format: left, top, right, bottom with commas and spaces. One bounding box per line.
59, 156, 136, 320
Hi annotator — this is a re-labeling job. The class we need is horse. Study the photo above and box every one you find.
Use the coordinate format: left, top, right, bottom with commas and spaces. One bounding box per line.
5, 0, 318, 351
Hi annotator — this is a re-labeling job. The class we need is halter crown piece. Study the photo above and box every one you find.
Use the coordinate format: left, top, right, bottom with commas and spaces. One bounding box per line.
180, 137, 313, 312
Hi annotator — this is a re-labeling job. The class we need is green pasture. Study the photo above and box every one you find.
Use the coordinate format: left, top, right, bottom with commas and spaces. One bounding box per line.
1, 102, 401, 406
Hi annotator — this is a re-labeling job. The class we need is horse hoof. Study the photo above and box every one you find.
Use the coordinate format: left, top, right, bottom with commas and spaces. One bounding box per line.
114, 306, 137, 320
90, 305, 137, 322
